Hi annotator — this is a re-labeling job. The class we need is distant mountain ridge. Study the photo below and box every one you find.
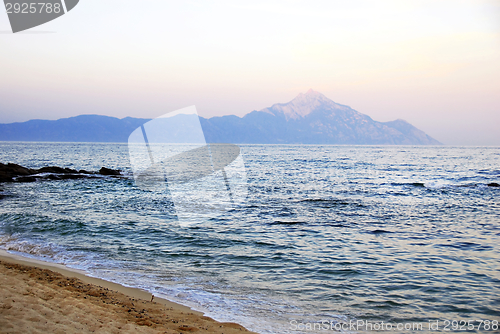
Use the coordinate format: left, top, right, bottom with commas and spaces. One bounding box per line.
0, 90, 441, 144
0, 115, 149, 143
201, 90, 441, 144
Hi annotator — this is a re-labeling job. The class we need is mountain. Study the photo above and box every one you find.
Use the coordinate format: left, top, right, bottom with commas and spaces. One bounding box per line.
201, 90, 441, 145
0, 90, 441, 144
0, 115, 149, 143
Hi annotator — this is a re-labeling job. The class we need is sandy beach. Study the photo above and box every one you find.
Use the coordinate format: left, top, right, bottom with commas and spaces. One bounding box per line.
0, 251, 256, 334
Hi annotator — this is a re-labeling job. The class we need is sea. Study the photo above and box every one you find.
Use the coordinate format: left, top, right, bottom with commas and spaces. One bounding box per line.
0, 142, 499, 333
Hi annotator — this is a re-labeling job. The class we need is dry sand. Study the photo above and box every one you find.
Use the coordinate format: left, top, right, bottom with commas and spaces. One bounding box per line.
0, 251, 257, 334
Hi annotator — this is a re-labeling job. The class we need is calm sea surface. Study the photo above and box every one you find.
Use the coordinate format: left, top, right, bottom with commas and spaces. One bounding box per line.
0, 143, 499, 333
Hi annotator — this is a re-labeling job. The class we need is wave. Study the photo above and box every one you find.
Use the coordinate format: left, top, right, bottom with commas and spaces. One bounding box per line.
0, 234, 68, 262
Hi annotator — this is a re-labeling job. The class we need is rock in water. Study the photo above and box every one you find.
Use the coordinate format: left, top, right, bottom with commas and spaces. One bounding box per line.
98, 167, 122, 176
0, 163, 122, 182
0, 163, 35, 182
36, 166, 79, 174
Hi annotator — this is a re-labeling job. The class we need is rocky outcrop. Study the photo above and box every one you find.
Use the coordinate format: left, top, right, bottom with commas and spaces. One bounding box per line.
98, 167, 122, 176
0, 163, 122, 183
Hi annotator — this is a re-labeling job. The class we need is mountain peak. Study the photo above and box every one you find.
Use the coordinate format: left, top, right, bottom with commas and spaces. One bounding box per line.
0, 95, 441, 145
261, 90, 344, 120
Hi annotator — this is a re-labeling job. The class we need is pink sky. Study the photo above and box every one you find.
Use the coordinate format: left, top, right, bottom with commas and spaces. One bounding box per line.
1, 0, 499, 145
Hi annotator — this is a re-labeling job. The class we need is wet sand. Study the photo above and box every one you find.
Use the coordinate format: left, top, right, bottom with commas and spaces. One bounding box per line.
0, 251, 256, 333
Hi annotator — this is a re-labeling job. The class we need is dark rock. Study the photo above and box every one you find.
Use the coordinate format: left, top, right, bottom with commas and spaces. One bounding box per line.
0, 163, 35, 182
0, 163, 122, 182
487, 182, 500, 187
35, 166, 64, 174
98, 167, 121, 176
15, 176, 38, 182
35, 166, 79, 174
63, 167, 79, 174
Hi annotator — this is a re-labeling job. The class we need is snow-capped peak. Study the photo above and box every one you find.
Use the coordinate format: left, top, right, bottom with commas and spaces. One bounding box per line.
261, 89, 343, 120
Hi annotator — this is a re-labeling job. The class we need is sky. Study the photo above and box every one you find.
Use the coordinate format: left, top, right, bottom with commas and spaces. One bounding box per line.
1, 0, 499, 145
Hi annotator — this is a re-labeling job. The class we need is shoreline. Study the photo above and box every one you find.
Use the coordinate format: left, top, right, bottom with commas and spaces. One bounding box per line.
0, 249, 197, 314
0, 249, 257, 333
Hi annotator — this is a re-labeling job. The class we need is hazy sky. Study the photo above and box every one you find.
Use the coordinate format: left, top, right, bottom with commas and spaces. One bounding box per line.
1, 0, 499, 145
